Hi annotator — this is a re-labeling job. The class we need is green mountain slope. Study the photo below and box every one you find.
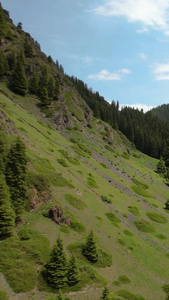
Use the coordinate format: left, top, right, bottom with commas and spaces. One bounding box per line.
0, 83, 169, 300
1, 4, 169, 300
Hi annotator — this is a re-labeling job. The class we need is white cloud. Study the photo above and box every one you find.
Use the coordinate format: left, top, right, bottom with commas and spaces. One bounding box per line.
93, 0, 169, 34
152, 62, 169, 80
88, 68, 131, 81
119, 103, 154, 112
136, 27, 149, 33
140, 53, 147, 59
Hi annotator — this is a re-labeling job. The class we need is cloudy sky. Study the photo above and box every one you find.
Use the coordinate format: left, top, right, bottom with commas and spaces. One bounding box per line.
2, 0, 169, 111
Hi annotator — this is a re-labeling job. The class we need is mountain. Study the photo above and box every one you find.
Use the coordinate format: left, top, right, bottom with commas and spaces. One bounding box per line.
1, 4, 169, 300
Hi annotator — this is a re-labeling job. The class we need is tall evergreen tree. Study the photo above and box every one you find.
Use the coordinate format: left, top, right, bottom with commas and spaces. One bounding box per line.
83, 230, 98, 262
47, 76, 54, 100
0, 173, 15, 238
10, 55, 28, 96
29, 71, 38, 94
38, 66, 49, 106
163, 138, 169, 167
24, 37, 33, 58
46, 237, 68, 289
54, 78, 60, 100
67, 255, 80, 286
5, 137, 27, 221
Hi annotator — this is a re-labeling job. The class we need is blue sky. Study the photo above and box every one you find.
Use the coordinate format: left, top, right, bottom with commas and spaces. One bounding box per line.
2, 0, 169, 111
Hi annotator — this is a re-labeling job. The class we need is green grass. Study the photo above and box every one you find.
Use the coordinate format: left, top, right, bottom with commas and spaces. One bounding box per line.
0, 290, 8, 300
65, 193, 87, 210
105, 212, 121, 225
128, 206, 140, 217
58, 149, 80, 165
118, 275, 131, 284
131, 185, 155, 198
146, 211, 168, 224
123, 230, 134, 237
112, 289, 145, 300
134, 219, 155, 233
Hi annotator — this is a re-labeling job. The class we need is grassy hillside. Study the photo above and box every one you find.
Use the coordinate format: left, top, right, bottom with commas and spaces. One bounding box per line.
0, 83, 169, 300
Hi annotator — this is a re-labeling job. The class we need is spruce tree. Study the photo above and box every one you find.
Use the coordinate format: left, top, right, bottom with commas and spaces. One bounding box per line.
29, 71, 38, 94
5, 137, 27, 221
67, 255, 80, 286
38, 66, 49, 106
54, 78, 60, 100
100, 287, 109, 300
0, 173, 15, 238
157, 157, 166, 175
10, 56, 28, 96
47, 76, 54, 100
46, 237, 68, 289
83, 230, 98, 262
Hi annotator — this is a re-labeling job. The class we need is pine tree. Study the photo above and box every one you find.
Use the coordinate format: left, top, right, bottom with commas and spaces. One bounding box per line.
29, 71, 38, 94
163, 138, 169, 167
54, 79, 60, 100
5, 137, 27, 221
0, 173, 15, 238
100, 287, 109, 300
24, 37, 33, 58
47, 76, 54, 100
67, 255, 80, 286
10, 55, 28, 96
83, 230, 98, 262
46, 237, 68, 289
38, 66, 49, 106
157, 157, 166, 175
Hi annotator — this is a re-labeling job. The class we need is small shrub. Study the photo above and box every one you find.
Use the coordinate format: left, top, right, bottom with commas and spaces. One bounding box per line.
117, 239, 126, 246
118, 275, 131, 284
87, 177, 99, 188
65, 194, 87, 210
112, 280, 122, 286
57, 158, 68, 167
105, 212, 121, 225
101, 195, 112, 204
156, 233, 166, 240
123, 230, 134, 237
131, 185, 154, 198
70, 220, 86, 233
128, 206, 140, 217
134, 219, 155, 233
146, 211, 168, 224
18, 228, 31, 240
99, 163, 108, 169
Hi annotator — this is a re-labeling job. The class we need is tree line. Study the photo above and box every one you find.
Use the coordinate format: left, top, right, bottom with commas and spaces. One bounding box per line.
68, 75, 169, 159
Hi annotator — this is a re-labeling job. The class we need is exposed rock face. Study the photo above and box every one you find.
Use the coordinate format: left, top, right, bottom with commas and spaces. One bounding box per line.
49, 204, 72, 226
28, 188, 51, 210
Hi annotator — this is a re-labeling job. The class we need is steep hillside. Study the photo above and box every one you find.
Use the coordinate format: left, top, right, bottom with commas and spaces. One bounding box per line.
0, 83, 169, 300
1, 4, 169, 300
